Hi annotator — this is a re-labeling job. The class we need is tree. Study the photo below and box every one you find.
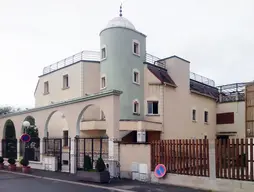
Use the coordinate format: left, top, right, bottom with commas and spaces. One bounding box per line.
0, 106, 21, 115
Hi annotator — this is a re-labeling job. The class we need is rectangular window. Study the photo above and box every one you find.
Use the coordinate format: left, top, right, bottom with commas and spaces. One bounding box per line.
63, 75, 69, 89
101, 47, 106, 59
192, 109, 196, 121
133, 101, 139, 114
147, 101, 159, 115
133, 71, 139, 83
101, 76, 106, 89
44, 81, 49, 94
63, 130, 68, 147
132, 40, 140, 56
204, 111, 208, 123
216, 112, 234, 124
134, 43, 139, 54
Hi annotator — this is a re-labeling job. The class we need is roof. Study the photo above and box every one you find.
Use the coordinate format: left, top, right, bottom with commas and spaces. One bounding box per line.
190, 79, 219, 99
147, 64, 176, 86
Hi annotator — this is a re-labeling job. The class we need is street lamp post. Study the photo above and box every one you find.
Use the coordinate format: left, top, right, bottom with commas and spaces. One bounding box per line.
22, 121, 30, 160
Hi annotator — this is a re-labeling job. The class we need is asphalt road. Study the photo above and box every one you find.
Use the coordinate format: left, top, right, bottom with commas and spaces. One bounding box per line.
0, 172, 119, 192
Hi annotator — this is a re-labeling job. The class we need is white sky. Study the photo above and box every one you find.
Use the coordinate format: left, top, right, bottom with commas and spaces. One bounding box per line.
0, 0, 254, 108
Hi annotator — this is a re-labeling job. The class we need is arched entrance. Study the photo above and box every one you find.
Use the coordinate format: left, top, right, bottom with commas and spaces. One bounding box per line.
2, 119, 17, 159
44, 110, 70, 172
20, 116, 40, 161
75, 104, 108, 170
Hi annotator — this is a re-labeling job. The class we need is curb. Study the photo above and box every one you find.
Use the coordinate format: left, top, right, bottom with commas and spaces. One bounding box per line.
0, 170, 134, 192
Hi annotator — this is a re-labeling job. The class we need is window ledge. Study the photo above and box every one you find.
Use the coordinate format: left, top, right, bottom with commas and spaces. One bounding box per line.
133, 81, 140, 85
62, 87, 69, 90
146, 114, 160, 116
192, 120, 197, 123
133, 53, 140, 57
133, 113, 140, 116
101, 57, 107, 62
100, 87, 107, 90
204, 122, 209, 125
43, 92, 49, 95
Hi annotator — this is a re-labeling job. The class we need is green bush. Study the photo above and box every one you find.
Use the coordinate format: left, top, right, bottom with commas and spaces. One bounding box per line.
8, 158, 16, 165
95, 157, 106, 172
20, 158, 29, 167
83, 155, 93, 171
0, 156, 4, 164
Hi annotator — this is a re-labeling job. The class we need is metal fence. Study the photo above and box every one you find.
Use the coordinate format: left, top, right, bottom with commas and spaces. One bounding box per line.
1, 139, 17, 159
20, 137, 40, 161
76, 137, 108, 170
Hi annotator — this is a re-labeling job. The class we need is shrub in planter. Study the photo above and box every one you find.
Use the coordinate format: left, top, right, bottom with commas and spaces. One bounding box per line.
95, 157, 106, 172
0, 156, 4, 169
20, 158, 30, 173
83, 155, 93, 171
8, 158, 16, 171
77, 156, 110, 183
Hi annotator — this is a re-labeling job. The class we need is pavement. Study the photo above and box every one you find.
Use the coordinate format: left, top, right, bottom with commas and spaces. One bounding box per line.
0, 169, 209, 192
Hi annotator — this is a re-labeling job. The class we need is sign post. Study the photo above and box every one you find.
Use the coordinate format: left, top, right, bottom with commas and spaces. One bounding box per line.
154, 164, 166, 178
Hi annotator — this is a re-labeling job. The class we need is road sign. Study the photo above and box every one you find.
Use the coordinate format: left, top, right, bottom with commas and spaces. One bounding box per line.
154, 164, 166, 178
20, 134, 31, 143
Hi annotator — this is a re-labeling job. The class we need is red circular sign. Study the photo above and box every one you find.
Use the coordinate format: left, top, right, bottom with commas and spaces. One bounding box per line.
154, 164, 166, 178
20, 134, 31, 143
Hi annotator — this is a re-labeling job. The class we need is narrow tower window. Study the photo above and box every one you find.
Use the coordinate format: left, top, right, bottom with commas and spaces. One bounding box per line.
132, 40, 140, 56
132, 69, 140, 85
101, 45, 107, 60
63, 74, 69, 89
101, 75, 106, 89
133, 99, 140, 114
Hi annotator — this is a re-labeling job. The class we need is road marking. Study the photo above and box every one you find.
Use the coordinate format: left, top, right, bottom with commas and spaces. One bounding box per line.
0, 170, 134, 192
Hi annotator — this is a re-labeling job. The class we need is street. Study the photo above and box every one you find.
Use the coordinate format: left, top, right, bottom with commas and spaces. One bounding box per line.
0, 172, 119, 192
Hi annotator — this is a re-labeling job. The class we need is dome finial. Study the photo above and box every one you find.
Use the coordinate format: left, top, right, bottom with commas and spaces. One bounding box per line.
119, 4, 123, 17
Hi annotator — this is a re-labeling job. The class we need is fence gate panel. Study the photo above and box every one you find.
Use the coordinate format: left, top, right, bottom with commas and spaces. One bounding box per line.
76, 137, 108, 170
2, 139, 17, 159
44, 138, 63, 171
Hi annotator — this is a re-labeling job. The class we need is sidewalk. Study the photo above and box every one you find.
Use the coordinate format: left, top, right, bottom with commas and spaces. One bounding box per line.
1, 168, 209, 192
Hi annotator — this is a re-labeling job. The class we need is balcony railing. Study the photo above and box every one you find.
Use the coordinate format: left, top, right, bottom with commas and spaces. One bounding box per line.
42, 50, 167, 75
145, 53, 166, 68
43, 51, 100, 75
190, 72, 215, 87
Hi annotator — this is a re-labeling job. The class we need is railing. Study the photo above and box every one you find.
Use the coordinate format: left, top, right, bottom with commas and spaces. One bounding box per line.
145, 53, 166, 68
190, 72, 215, 87
42, 51, 167, 75
43, 51, 100, 75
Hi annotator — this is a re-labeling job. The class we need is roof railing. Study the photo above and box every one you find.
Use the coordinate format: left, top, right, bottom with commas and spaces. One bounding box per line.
190, 72, 215, 87
145, 53, 166, 68
43, 50, 100, 74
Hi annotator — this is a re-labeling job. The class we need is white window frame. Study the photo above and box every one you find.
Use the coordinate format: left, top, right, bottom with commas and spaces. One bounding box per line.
100, 75, 107, 90
192, 108, 197, 122
132, 68, 140, 85
133, 99, 140, 114
147, 101, 159, 115
63, 74, 69, 89
132, 39, 140, 56
44, 81, 49, 94
204, 109, 209, 124
101, 45, 107, 61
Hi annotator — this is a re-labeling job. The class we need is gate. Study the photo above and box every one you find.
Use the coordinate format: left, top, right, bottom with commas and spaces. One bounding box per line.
75, 137, 108, 170
43, 138, 71, 172
2, 139, 17, 159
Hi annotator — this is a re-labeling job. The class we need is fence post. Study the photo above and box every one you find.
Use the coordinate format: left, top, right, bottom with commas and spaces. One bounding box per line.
70, 138, 76, 174
17, 140, 20, 160
0, 139, 2, 157
209, 140, 216, 179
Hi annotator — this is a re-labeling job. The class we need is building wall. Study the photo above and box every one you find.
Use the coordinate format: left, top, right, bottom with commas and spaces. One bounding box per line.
34, 62, 82, 107
144, 57, 217, 139
100, 27, 146, 120
216, 102, 245, 138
